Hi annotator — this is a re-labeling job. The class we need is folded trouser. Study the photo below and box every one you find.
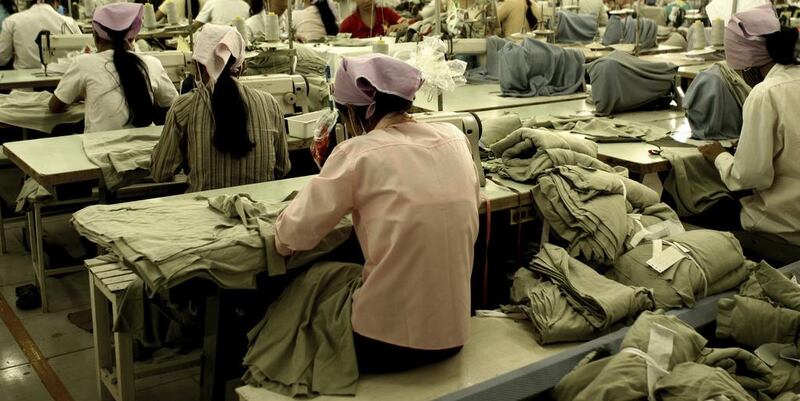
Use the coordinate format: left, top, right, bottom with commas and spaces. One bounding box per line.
717, 295, 800, 349
654, 362, 757, 401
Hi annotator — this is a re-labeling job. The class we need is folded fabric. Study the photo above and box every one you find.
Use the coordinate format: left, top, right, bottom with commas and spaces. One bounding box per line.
685, 63, 751, 139
755, 344, 800, 397
556, 10, 598, 43
602, 16, 658, 49
0, 90, 85, 133
465, 36, 510, 83
654, 362, 757, 401
753, 262, 800, 310
82, 126, 162, 191
15, 176, 52, 213
662, 147, 733, 216
246, 43, 326, 77
717, 295, 800, 349
553, 351, 613, 401
243, 261, 362, 397
498, 38, 585, 98
611, 230, 750, 309
697, 348, 773, 391
586, 50, 678, 115
481, 114, 522, 146
529, 115, 671, 142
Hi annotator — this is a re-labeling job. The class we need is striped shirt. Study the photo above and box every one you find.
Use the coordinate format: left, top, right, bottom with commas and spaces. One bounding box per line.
151, 83, 291, 192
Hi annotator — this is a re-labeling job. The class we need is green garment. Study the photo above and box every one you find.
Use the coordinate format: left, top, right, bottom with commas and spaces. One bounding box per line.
527, 244, 655, 331
553, 351, 613, 401
654, 362, 757, 401
753, 262, 800, 310
662, 147, 733, 217
755, 344, 800, 397
611, 230, 750, 309
773, 394, 800, 401
243, 262, 363, 397
717, 296, 800, 349
697, 348, 774, 391
481, 114, 522, 146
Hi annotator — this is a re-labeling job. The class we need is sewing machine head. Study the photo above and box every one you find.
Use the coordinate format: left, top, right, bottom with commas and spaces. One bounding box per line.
412, 111, 486, 187
239, 74, 309, 116
140, 50, 192, 85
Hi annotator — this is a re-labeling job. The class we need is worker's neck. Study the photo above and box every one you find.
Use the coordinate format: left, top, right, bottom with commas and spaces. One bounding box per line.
358, 5, 374, 25
760, 62, 777, 78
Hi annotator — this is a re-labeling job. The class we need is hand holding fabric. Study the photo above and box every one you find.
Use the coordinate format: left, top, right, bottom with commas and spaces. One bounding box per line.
699, 142, 727, 162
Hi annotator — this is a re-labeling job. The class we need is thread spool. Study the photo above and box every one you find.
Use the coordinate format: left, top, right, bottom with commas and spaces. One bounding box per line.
143, 3, 158, 29
234, 16, 247, 42
265, 12, 280, 42
165, 1, 179, 24
711, 18, 724, 47
691, 20, 706, 50
371, 38, 389, 54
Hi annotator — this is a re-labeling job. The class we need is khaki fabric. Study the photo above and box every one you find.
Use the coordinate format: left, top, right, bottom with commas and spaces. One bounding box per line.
481, 114, 522, 146
717, 296, 800, 349
654, 362, 757, 401
662, 147, 733, 217
697, 348, 773, 391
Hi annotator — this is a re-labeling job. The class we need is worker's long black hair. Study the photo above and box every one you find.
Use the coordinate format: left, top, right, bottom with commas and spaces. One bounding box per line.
525, 0, 538, 30
765, 26, 799, 66
103, 27, 155, 127
211, 57, 253, 158
187, 0, 201, 19
314, 0, 339, 36
251, 0, 265, 15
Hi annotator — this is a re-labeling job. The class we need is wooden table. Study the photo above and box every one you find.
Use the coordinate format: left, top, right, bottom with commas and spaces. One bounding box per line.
0, 69, 61, 91
413, 84, 588, 113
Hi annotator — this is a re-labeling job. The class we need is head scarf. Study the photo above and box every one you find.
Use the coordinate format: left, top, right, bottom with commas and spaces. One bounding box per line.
725, 4, 780, 70
333, 54, 423, 117
192, 24, 246, 86
92, 3, 144, 41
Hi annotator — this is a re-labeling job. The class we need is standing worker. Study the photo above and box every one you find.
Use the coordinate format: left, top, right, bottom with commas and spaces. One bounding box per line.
0, 0, 80, 69
496, 0, 541, 36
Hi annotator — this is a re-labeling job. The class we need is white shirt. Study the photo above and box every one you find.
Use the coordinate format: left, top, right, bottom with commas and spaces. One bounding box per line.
158, 0, 207, 22
196, 0, 250, 25
246, 8, 329, 42
714, 64, 800, 245
54, 50, 178, 133
0, 4, 80, 69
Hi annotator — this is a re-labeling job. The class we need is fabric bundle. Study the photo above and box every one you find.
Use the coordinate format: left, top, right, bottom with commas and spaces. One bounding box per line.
465, 36, 509, 83
480, 114, 522, 146
684, 63, 751, 139
586, 50, 678, 115
0, 91, 85, 133
755, 343, 800, 397
509, 244, 655, 344
555, 10, 598, 43
243, 261, 362, 397
82, 126, 162, 191
611, 229, 751, 309
662, 147, 733, 217
497, 38, 585, 98
654, 363, 757, 401
602, 16, 658, 49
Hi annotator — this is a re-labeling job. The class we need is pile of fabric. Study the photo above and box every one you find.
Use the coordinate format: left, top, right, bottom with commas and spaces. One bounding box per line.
555, 10, 598, 43
684, 63, 751, 139
528, 115, 671, 142
465, 36, 508, 83
602, 16, 658, 49
587, 51, 678, 116
610, 229, 753, 309
0, 91, 85, 134
508, 244, 655, 344
82, 126, 163, 191
661, 147, 733, 217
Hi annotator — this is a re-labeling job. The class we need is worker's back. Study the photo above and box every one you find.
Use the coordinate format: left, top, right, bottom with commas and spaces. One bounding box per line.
0, 3, 80, 69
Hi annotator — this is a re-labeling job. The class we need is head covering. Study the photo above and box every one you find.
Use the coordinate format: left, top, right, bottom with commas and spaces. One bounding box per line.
192, 24, 246, 86
333, 54, 423, 117
725, 4, 780, 70
92, 3, 144, 41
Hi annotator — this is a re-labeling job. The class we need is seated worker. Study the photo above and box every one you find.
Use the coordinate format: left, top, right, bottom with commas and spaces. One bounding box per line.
496, 0, 540, 36
247, 0, 337, 41
155, 0, 203, 22
194, 0, 250, 26
274, 54, 480, 373
339, 0, 405, 38
699, 5, 800, 247
48, 3, 178, 133
150, 24, 290, 192
0, 0, 18, 30
0, 0, 80, 69
247, 0, 288, 39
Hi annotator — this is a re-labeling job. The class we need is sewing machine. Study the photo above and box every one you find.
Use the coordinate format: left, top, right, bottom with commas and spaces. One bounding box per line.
141, 50, 192, 85
239, 74, 309, 116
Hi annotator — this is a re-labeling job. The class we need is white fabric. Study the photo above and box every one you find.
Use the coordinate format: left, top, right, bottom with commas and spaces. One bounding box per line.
292, 6, 328, 42
158, 0, 207, 21
714, 64, 800, 246
53, 50, 178, 133
0, 4, 80, 69
196, 0, 250, 25
0, 90, 84, 133
246, 10, 286, 39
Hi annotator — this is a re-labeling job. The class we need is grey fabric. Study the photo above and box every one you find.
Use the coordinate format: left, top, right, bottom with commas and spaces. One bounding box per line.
498, 38, 585, 98
639, 5, 667, 26
587, 50, 678, 115
662, 147, 733, 216
654, 362, 757, 401
602, 16, 658, 49
556, 10, 598, 43
610, 230, 751, 309
82, 127, 161, 191
0, 90, 85, 133
465, 36, 510, 83
480, 114, 522, 146
717, 295, 800, 349
528, 115, 671, 141
697, 348, 774, 391
685, 63, 751, 139
663, 32, 688, 49
243, 261, 362, 397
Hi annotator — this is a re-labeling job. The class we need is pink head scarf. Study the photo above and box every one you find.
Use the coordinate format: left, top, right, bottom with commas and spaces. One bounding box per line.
333, 54, 423, 117
725, 4, 781, 70
192, 24, 246, 86
92, 3, 144, 41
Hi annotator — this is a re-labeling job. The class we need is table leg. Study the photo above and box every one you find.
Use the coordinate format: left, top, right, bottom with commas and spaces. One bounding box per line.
201, 293, 222, 401
111, 297, 135, 401
32, 203, 47, 312
90, 275, 114, 401
0, 200, 6, 254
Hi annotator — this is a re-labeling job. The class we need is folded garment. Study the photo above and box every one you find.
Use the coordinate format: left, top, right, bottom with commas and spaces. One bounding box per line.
755, 344, 800, 397
587, 50, 678, 116
526, 244, 655, 331
529, 115, 671, 142
0, 90, 85, 133
611, 230, 750, 309
602, 16, 658, 49
654, 362, 757, 401
753, 262, 800, 310
15, 176, 52, 213
662, 147, 733, 216
556, 10, 598, 43
82, 126, 162, 191
774, 393, 800, 401
246, 43, 326, 77
553, 351, 613, 401
481, 114, 522, 146
498, 38, 585, 98
697, 348, 774, 391
243, 261, 362, 397
685, 63, 751, 139
465, 36, 510, 83
717, 296, 800, 349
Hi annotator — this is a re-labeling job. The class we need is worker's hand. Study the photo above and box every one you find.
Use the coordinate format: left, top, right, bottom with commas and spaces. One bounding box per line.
386, 22, 408, 34
699, 142, 727, 162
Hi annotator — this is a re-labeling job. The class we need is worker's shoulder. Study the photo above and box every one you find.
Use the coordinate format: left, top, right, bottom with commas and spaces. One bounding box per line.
238, 83, 281, 107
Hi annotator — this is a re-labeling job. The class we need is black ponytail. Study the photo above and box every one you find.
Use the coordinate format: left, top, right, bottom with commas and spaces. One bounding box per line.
104, 27, 155, 127
211, 57, 253, 158
189, 0, 200, 19
314, 0, 339, 36
765, 27, 799, 66
525, 0, 538, 31
251, 0, 265, 16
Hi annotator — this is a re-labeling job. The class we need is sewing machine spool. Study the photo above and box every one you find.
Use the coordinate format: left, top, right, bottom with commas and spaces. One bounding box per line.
691, 20, 706, 50
265, 13, 280, 42
143, 3, 158, 29
234, 16, 247, 42
711, 18, 724, 47
165, 1, 179, 25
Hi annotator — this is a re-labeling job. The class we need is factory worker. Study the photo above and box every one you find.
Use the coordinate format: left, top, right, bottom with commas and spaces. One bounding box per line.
156, 0, 204, 22
339, 0, 404, 38
496, 0, 541, 36
48, 3, 178, 133
248, 0, 338, 41
274, 54, 480, 373
699, 4, 800, 246
194, 0, 250, 26
150, 24, 290, 192
0, 0, 80, 69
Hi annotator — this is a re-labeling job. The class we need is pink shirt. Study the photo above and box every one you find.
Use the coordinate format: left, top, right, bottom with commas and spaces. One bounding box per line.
275, 121, 480, 350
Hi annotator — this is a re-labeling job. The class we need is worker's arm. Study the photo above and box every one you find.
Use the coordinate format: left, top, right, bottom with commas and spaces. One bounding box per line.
150, 96, 188, 182
0, 18, 14, 67
50, 58, 84, 113
270, 100, 291, 179
155, 9, 167, 21
48, 95, 67, 113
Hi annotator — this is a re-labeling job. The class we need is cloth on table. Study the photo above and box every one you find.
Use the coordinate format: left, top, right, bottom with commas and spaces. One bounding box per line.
509, 245, 655, 343
465, 36, 510, 83
654, 362, 757, 401
697, 347, 774, 392
602, 16, 659, 49
586, 50, 678, 116
555, 10, 598, 43
243, 261, 362, 397
684, 63, 751, 139
244, 45, 329, 111
81, 127, 161, 191
662, 147, 733, 217
0, 91, 85, 133
530, 115, 672, 142
497, 38, 585, 98
663, 32, 688, 49
610, 229, 750, 309
480, 114, 522, 146
15, 177, 51, 213
717, 295, 800, 349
